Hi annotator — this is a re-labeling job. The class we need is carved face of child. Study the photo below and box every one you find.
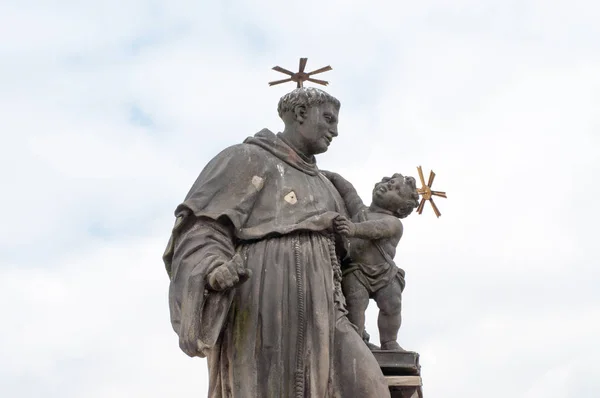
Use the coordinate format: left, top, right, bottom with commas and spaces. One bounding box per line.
372, 174, 420, 218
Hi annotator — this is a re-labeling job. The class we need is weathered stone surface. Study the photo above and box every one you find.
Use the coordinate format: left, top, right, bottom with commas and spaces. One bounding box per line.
386, 375, 423, 398
325, 171, 419, 351
164, 87, 392, 397
374, 350, 421, 376
389, 385, 423, 398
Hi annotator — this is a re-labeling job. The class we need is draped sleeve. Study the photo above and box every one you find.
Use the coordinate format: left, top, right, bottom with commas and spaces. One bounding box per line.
162, 143, 267, 357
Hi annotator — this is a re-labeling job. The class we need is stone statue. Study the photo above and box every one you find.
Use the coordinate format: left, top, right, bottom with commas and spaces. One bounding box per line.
322, 171, 419, 351
163, 87, 390, 397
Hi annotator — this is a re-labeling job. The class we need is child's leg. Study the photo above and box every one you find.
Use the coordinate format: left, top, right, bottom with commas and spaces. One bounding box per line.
341, 272, 370, 338
373, 275, 403, 350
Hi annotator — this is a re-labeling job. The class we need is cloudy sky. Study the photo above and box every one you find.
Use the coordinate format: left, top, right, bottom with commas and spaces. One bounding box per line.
2, 0, 599, 397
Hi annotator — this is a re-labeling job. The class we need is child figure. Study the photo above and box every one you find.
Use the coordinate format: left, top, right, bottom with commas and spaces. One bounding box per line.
322, 171, 420, 351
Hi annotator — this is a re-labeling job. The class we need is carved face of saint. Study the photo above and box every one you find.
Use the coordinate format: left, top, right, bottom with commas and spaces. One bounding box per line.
372, 174, 419, 218
296, 102, 339, 155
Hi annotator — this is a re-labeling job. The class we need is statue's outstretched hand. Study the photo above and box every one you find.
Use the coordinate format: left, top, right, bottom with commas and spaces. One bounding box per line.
207, 253, 252, 291
334, 215, 356, 237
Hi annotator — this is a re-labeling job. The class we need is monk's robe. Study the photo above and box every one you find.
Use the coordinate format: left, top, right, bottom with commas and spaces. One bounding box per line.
164, 129, 389, 398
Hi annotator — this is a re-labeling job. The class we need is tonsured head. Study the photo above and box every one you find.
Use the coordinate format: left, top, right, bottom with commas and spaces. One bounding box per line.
372, 174, 420, 218
278, 87, 341, 155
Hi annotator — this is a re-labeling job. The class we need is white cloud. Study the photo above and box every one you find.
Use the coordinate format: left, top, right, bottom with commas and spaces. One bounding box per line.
1, 0, 599, 397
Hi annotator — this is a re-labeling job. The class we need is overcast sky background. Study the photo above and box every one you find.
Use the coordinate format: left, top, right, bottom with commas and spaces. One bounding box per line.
1, 1, 599, 397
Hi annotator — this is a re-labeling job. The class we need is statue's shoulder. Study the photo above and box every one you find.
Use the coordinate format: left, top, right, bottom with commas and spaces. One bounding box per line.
201, 130, 280, 180
208, 141, 266, 163
202, 141, 272, 181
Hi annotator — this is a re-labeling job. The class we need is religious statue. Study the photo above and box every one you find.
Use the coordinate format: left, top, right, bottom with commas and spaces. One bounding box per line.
162, 86, 391, 397
322, 171, 420, 351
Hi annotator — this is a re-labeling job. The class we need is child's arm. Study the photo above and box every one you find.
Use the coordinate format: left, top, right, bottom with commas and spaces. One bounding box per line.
320, 170, 365, 218
334, 216, 403, 240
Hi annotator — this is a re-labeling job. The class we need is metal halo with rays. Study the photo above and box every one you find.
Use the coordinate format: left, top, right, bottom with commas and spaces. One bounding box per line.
416, 166, 447, 218
268, 57, 332, 88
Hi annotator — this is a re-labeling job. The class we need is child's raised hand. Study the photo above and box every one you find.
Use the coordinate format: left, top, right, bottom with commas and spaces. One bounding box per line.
320, 170, 341, 182
320, 170, 334, 180
333, 215, 356, 237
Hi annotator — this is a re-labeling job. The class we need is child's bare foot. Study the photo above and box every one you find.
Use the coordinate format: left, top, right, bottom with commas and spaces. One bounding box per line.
380, 341, 406, 351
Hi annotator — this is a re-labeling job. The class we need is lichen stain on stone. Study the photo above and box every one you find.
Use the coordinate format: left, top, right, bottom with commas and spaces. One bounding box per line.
233, 305, 251, 353
251, 175, 264, 190
284, 191, 297, 205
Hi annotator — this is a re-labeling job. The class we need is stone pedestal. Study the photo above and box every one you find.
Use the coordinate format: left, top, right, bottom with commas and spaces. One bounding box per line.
372, 350, 423, 398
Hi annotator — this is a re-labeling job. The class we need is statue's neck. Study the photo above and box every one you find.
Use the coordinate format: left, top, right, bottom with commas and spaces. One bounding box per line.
279, 130, 314, 164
